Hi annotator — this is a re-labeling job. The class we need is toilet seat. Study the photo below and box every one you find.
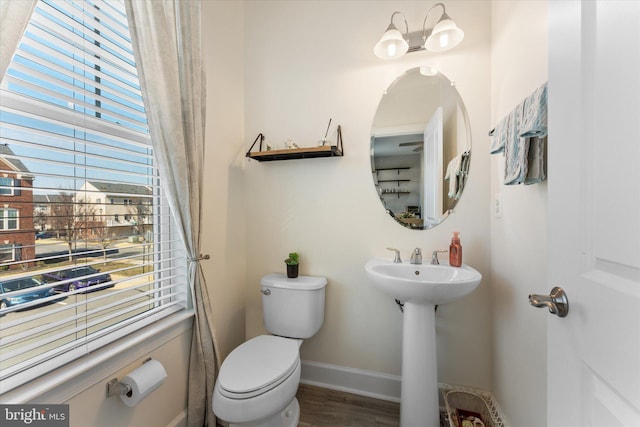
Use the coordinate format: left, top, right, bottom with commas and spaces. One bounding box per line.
217, 335, 299, 399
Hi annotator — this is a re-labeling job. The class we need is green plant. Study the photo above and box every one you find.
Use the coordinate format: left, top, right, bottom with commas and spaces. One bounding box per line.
284, 252, 299, 265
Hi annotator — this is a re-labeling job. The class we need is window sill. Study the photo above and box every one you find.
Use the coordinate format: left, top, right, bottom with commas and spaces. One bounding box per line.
0, 309, 194, 403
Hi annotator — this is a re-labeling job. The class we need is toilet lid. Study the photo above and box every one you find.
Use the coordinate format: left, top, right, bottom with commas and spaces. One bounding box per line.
218, 335, 299, 397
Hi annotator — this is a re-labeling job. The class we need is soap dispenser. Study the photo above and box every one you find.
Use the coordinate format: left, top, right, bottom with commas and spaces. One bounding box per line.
449, 232, 462, 267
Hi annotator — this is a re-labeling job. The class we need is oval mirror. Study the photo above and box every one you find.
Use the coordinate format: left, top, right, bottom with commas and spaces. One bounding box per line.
371, 68, 471, 230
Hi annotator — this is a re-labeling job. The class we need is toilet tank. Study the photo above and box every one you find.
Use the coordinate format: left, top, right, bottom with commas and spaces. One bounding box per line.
261, 274, 327, 339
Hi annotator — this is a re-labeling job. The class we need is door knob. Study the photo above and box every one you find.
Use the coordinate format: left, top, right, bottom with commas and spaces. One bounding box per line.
528, 286, 569, 317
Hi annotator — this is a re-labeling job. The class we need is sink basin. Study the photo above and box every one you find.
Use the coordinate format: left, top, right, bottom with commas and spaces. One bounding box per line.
365, 257, 482, 305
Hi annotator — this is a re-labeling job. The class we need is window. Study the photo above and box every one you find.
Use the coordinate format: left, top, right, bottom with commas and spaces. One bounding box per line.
0, 0, 188, 394
0, 177, 12, 195
0, 244, 15, 263
0, 178, 20, 196
0, 209, 19, 230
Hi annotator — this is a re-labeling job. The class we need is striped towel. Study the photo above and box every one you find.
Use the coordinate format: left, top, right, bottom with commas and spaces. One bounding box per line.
491, 83, 548, 185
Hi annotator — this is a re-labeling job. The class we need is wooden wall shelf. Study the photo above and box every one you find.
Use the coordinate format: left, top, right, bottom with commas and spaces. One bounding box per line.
374, 167, 411, 172
246, 126, 343, 162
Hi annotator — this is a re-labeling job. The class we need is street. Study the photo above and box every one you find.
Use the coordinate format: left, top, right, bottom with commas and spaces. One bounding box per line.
1, 238, 156, 374
35, 238, 150, 261
0, 273, 155, 373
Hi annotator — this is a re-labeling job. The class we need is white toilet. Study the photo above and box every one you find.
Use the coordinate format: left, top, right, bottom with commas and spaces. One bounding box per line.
212, 273, 327, 427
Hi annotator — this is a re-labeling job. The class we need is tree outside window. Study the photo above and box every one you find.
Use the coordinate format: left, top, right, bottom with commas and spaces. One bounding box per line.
49, 193, 95, 261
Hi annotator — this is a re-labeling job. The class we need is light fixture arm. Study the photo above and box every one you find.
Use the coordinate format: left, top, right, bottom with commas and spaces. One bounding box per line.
389, 11, 409, 40
421, 3, 446, 42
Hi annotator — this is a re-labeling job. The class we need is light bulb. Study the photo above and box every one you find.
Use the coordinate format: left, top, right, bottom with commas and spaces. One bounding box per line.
439, 33, 449, 48
419, 66, 438, 76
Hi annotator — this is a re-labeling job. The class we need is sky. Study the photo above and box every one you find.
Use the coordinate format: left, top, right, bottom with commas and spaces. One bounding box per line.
0, 0, 155, 195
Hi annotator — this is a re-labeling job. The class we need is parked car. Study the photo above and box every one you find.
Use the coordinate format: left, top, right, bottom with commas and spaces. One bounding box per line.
35, 231, 54, 239
43, 266, 113, 293
0, 276, 63, 314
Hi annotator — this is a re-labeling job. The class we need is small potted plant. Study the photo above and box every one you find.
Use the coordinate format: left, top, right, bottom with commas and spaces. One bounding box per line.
284, 252, 299, 278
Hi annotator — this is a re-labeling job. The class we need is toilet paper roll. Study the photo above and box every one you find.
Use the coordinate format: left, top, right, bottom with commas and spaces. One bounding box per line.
120, 359, 168, 407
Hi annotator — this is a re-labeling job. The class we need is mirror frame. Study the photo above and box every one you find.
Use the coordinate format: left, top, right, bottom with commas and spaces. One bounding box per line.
370, 68, 472, 230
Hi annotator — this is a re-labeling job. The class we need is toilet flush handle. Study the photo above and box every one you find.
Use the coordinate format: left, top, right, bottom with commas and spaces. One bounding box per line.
261, 288, 271, 296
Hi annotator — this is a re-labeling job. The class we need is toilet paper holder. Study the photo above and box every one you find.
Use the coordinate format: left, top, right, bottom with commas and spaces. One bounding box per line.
106, 378, 132, 398
106, 358, 151, 399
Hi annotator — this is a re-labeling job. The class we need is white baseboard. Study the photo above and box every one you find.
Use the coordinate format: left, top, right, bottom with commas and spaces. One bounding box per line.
300, 360, 401, 403
167, 409, 187, 427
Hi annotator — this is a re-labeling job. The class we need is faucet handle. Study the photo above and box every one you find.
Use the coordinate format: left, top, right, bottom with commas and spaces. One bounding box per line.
386, 247, 402, 263
431, 249, 448, 265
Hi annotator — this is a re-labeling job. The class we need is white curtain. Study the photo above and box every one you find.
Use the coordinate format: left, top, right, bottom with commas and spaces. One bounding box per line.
0, 0, 37, 80
124, 1, 220, 426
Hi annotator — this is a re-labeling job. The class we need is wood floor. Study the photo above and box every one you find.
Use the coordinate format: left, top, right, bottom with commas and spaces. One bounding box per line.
296, 384, 400, 427
216, 384, 453, 426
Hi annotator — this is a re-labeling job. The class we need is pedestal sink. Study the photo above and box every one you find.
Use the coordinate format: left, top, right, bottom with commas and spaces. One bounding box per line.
365, 257, 482, 427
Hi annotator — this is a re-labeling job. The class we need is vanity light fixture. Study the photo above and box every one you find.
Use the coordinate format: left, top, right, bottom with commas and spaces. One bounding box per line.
373, 11, 409, 60
374, 3, 464, 60
422, 3, 465, 52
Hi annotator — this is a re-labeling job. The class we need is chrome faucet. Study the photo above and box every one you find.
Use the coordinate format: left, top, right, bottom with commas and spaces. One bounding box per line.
410, 248, 422, 264
431, 249, 448, 265
387, 247, 402, 263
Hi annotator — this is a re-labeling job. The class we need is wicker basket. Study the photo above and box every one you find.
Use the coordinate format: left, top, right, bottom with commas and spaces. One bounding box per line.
440, 384, 508, 427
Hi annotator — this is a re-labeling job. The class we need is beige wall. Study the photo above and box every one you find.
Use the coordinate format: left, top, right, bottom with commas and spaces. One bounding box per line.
65, 331, 190, 427
243, 0, 492, 389
490, 1, 548, 425
200, 0, 248, 362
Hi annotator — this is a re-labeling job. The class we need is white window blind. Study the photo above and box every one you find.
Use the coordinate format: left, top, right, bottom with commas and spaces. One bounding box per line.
0, 0, 188, 394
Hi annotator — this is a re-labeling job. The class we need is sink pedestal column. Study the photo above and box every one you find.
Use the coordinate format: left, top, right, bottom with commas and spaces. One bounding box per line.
401, 301, 439, 427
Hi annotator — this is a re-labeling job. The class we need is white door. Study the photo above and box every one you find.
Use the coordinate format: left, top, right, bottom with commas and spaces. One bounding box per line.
546, 1, 640, 426
423, 107, 443, 223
